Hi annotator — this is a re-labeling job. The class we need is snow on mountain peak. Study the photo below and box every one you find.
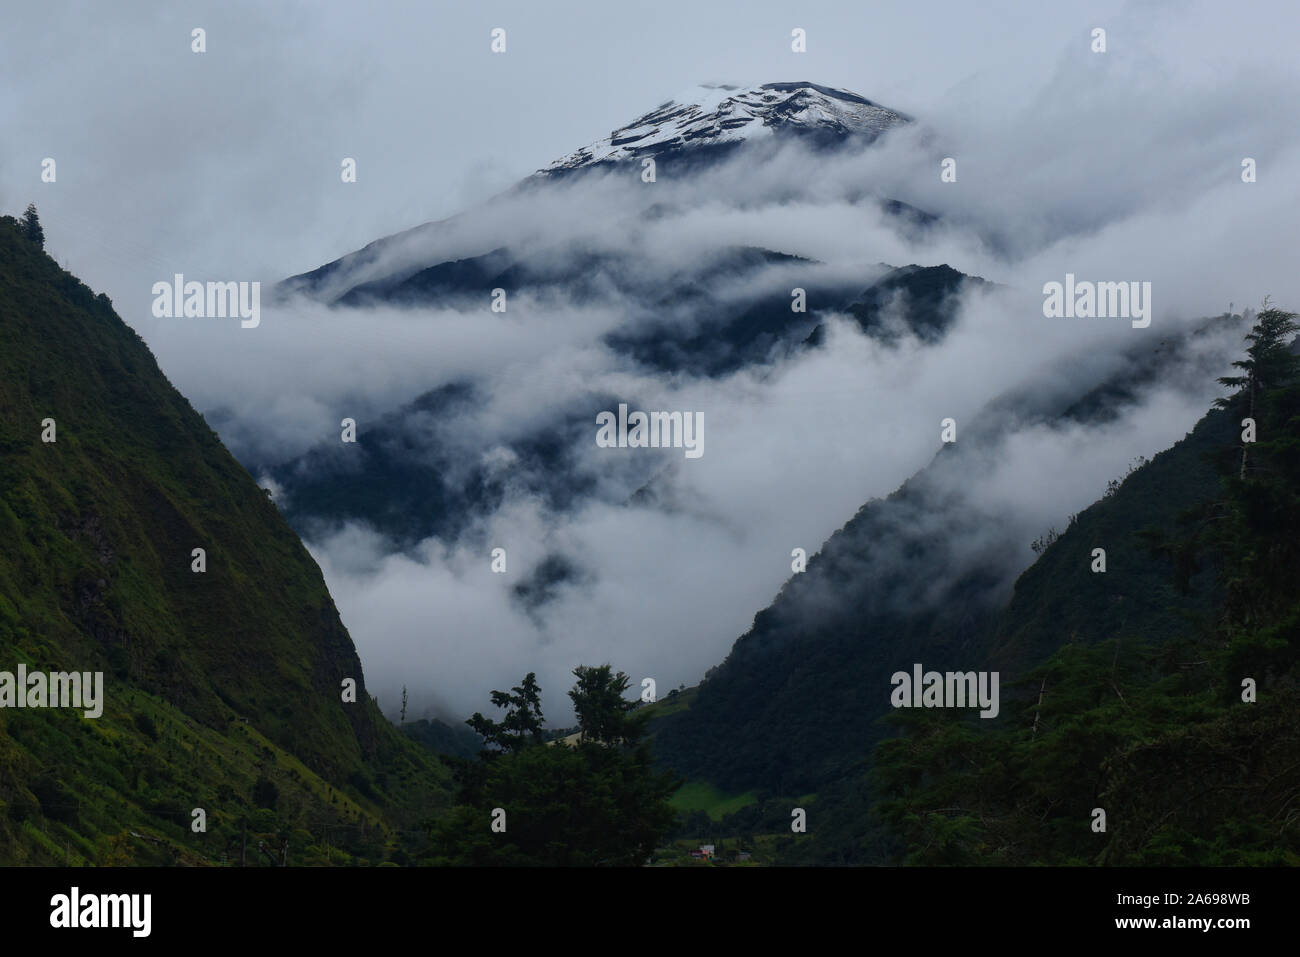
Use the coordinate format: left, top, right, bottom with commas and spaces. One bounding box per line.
544, 81, 911, 173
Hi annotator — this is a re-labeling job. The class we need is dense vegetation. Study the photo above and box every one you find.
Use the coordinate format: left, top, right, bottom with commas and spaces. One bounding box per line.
651, 333, 1227, 785
871, 306, 1300, 864
6, 202, 1290, 867
426, 666, 679, 865
0, 213, 452, 864
650, 306, 1298, 865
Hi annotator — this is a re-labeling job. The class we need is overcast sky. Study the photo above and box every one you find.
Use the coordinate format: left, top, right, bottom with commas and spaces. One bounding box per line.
5, 0, 1299, 723
5, 0, 1298, 334
7, 0, 1289, 285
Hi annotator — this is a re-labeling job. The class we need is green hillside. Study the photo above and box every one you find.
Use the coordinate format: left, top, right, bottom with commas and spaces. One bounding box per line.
0, 215, 452, 864
869, 310, 1300, 865
650, 343, 1229, 797
649, 307, 1299, 864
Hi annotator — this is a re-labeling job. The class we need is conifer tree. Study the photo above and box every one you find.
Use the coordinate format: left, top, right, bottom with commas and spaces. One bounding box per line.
1215, 303, 1300, 478
20, 203, 44, 249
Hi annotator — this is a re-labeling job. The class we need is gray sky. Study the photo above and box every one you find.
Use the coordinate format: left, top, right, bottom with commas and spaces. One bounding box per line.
4, 0, 1296, 322
0, 0, 1172, 278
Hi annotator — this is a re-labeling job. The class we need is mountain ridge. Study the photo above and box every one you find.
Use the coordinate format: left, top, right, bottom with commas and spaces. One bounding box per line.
0, 216, 452, 864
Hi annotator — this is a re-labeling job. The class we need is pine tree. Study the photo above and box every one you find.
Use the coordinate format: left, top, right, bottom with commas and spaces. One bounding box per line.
1213, 306, 1300, 635
1215, 303, 1300, 478
20, 203, 44, 249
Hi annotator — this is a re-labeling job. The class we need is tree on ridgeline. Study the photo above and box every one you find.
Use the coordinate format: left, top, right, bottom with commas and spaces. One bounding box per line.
1209, 303, 1300, 642
20, 203, 44, 249
1214, 302, 1300, 478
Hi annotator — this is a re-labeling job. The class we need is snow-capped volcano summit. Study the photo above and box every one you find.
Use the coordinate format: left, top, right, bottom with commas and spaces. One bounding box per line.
544, 81, 912, 173
281, 81, 922, 303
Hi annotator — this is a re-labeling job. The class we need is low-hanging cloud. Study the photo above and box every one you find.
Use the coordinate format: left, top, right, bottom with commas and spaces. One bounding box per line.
189, 54, 1298, 723
5, 0, 1296, 727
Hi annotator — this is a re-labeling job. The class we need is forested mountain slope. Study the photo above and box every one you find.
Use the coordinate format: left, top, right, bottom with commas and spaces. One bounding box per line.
0, 216, 452, 864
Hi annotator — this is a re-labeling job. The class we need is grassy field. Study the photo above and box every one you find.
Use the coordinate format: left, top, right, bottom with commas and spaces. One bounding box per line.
669, 780, 757, 820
